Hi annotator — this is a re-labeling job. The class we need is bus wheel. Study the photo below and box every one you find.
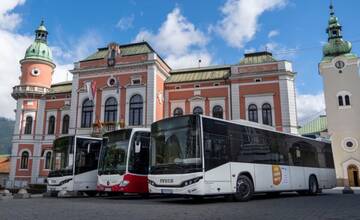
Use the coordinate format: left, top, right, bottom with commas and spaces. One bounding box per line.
191, 196, 204, 202
308, 176, 319, 195
234, 175, 254, 202
266, 192, 280, 197
85, 191, 97, 197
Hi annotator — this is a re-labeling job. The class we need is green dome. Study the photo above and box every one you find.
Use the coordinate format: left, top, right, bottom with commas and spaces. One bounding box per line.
24, 40, 53, 63
322, 3, 357, 61
323, 39, 352, 58
328, 15, 338, 25
23, 20, 53, 63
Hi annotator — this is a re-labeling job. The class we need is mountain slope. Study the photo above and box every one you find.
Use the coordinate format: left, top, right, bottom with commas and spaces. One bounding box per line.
0, 117, 15, 154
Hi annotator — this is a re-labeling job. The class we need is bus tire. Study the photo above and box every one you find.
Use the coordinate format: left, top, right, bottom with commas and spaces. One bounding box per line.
308, 175, 319, 196
191, 196, 204, 202
233, 175, 254, 202
85, 191, 97, 197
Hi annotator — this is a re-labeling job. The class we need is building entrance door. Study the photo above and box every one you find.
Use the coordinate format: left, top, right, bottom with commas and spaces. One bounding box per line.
347, 165, 359, 187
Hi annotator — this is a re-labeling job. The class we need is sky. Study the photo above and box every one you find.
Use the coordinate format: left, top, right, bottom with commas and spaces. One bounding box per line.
0, 0, 359, 124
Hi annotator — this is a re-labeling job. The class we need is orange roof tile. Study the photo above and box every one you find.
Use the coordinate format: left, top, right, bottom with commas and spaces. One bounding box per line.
0, 156, 10, 173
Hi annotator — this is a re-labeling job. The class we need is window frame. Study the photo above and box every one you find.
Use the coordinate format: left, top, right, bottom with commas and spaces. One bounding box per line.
104, 97, 118, 123
48, 115, 56, 135
44, 151, 52, 170
212, 105, 224, 119
129, 94, 143, 126
24, 116, 33, 135
248, 104, 258, 123
173, 107, 184, 117
81, 98, 94, 128
262, 103, 272, 126
62, 115, 70, 134
20, 151, 30, 170
193, 106, 203, 115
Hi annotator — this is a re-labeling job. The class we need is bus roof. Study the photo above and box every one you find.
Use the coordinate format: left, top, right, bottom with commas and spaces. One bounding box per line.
200, 115, 331, 144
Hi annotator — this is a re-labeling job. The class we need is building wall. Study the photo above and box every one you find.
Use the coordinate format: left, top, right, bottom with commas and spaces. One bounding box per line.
10, 47, 298, 186
319, 56, 360, 186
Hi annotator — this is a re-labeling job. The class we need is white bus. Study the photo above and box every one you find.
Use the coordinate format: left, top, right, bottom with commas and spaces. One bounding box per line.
47, 136, 102, 196
97, 128, 150, 195
148, 115, 336, 201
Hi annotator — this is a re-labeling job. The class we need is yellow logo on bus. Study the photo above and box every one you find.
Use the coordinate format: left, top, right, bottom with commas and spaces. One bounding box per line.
272, 165, 282, 185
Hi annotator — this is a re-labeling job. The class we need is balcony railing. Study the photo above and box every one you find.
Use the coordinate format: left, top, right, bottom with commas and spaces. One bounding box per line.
12, 85, 49, 98
92, 121, 125, 136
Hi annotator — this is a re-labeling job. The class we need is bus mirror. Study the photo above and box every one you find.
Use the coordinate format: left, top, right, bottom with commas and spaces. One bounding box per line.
135, 141, 141, 153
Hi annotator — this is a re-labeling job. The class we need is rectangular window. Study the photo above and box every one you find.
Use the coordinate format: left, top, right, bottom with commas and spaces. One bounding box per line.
132, 78, 141, 85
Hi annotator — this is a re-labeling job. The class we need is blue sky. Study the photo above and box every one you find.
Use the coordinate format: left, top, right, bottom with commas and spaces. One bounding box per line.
0, 0, 358, 123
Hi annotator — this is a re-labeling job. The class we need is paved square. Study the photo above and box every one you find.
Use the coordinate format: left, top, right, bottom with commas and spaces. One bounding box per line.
1, 193, 360, 220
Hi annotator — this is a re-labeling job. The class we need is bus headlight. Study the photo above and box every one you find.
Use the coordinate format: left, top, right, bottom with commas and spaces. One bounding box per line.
59, 178, 72, 186
181, 176, 203, 187
148, 179, 156, 186
119, 180, 129, 187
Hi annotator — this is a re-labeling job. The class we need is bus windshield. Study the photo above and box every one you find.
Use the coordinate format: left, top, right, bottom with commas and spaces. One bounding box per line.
150, 115, 202, 174
98, 129, 132, 175
49, 136, 74, 177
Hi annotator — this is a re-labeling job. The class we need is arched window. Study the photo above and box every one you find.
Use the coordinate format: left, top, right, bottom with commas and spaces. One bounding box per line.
104, 97, 118, 123
81, 99, 94, 128
24, 116, 33, 135
193, 106, 203, 115
212, 105, 223, 119
248, 104, 258, 122
345, 95, 351, 106
62, 115, 70, 134
44, 151, 52, 170
173, 108, 183, 117
48, 115, 55, 134
129, 95, 143, 126
262, 103, 272, 126
338, 96, 344, 106
20, 151, 29, 169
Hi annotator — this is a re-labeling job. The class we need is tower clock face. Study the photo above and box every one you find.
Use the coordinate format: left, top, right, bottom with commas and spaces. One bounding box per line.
335, 60, 345, 69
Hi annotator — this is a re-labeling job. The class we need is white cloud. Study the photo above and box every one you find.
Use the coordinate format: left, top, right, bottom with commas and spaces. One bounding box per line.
268, 30, 279, 38
0, 0, 31, 119
0, 0, 25, 30
296, 92, 326, 125
165, 52, 212, 69
51, 31, 103, 83
0, 29, 32, 119
259, 41, 298, 60
0, 0, 102, 118
134, 7, 211, 68
215, 0, 287, 48
116, 15, 134, 30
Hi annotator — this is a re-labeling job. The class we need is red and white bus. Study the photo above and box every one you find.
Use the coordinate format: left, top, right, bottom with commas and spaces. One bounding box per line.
97, 128, 150, 195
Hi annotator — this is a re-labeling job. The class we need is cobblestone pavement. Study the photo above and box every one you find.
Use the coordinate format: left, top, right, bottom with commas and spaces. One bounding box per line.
1, 193, 360, 220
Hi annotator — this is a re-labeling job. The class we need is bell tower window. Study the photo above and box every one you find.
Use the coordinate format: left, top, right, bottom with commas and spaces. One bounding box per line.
338, 96, 344, 106
345, 95, 350, 106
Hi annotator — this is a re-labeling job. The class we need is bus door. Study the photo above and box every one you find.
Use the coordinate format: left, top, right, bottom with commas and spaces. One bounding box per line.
129, 131, 150, 175
73, 137, 102, 191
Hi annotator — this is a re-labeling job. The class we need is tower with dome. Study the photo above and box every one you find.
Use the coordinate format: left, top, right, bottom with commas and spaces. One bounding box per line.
319, 2, 360, 192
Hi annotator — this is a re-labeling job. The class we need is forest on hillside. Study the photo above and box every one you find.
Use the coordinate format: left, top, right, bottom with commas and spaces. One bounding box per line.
0, 117, 14, 154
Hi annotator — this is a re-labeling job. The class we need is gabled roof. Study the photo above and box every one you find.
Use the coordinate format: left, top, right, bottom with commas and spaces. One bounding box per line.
80, 42, 154, 62
239, 51, 277, 65
298, 115, 328, 135
48, 81, 72, 94
166, 65, 230, 83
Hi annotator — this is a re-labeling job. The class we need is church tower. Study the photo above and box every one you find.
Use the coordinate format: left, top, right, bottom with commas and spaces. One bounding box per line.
9, 21, 55, 185
319, 2, 360, 192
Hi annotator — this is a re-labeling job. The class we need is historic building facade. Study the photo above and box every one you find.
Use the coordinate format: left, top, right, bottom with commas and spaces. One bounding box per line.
9, 21, 298, 186
319, 4, 360, 190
